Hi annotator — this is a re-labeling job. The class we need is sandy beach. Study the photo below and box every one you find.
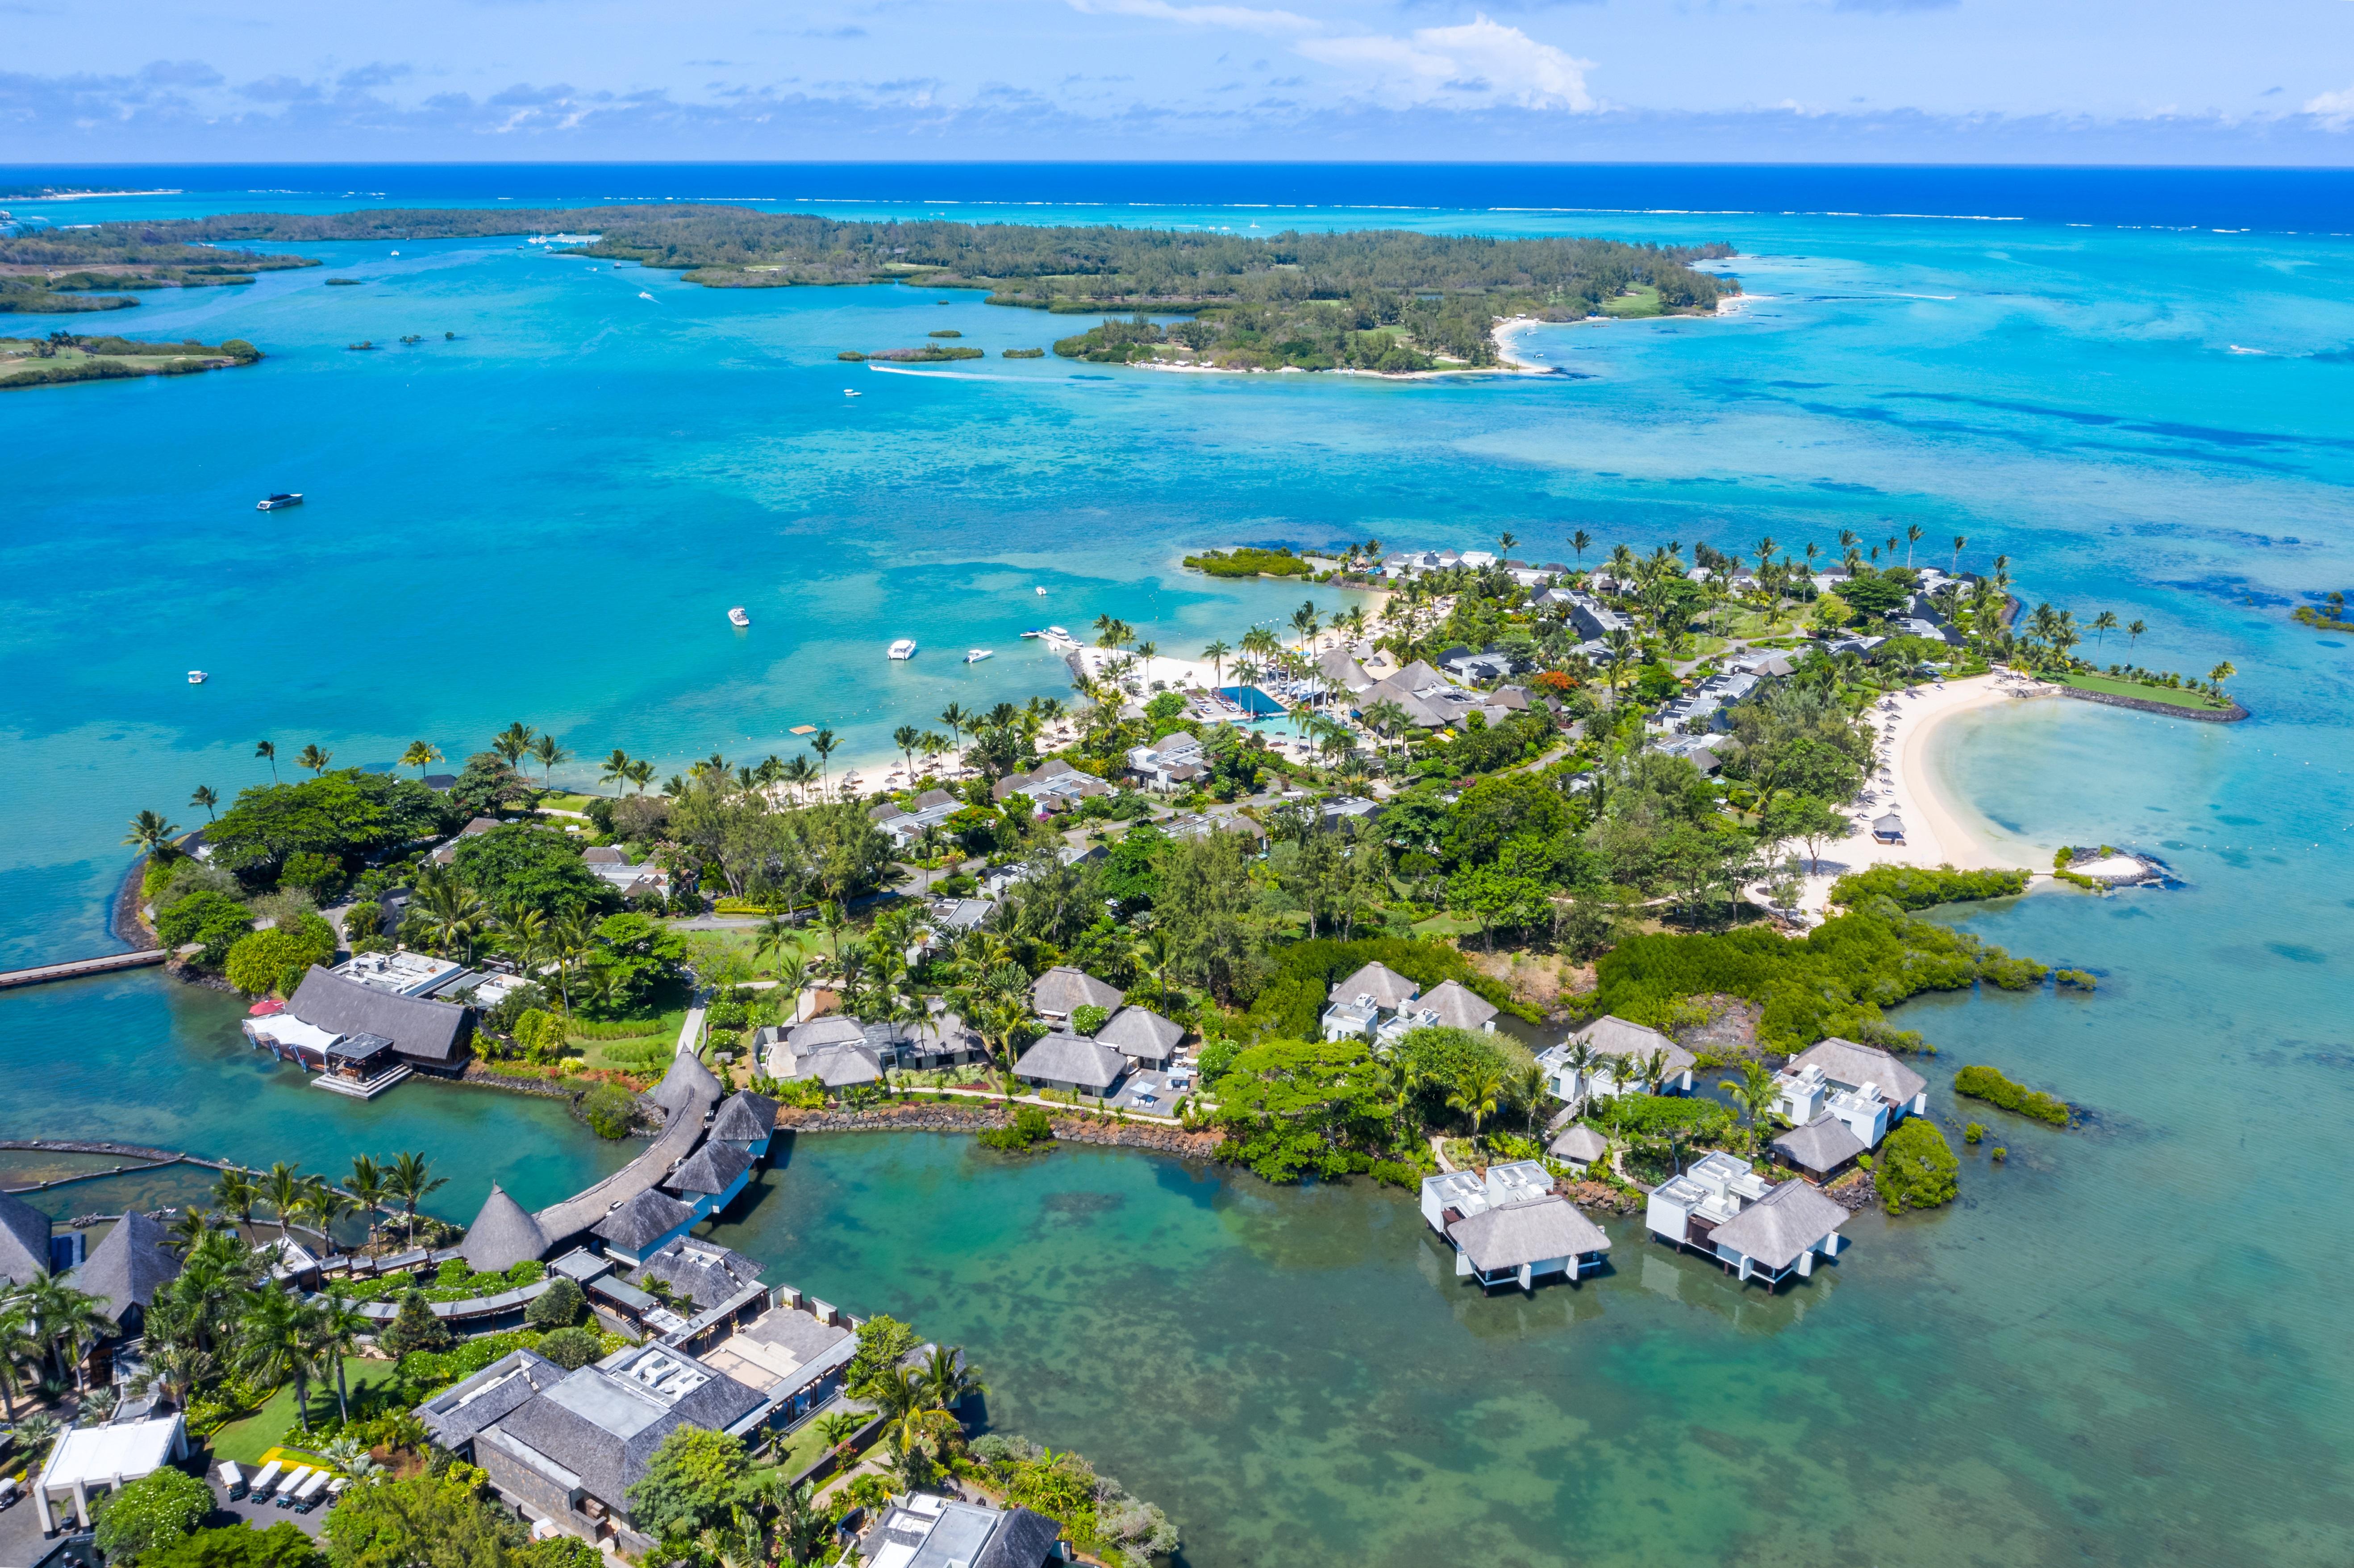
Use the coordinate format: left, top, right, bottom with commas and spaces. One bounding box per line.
1780, 670, 2062, 916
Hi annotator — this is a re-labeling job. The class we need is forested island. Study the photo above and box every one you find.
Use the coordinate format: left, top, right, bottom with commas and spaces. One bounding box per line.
110, 204, 1740, 371
0, 225, 316, 312
0, 331, 262, 390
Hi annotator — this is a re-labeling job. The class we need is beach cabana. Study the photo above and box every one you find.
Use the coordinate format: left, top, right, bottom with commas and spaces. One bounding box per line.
1871, 813, 1906, 843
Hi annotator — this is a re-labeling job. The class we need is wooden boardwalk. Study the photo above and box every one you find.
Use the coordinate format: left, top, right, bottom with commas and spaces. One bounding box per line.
0, 949, 170, 990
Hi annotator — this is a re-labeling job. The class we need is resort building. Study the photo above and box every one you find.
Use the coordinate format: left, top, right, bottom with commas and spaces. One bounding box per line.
581, 846, 670, 902
1647, 1151, 1846, 1284
1030, 966, 1124, 1024
1419, 1162, 1610, 1291
1125, 732, 1206, 790
1012, 1032, 1129, 1099
590, 1190, 700, 1268
1092, 1004, 1184, 1070
664, 1140, 755, 1222
1537, 1016, 1698, 1104
0, 1189, 77, 1285
1416, 979, 1498, 1032
1546, 1123, 1609, 1176
1702, 1180, 1851, 1286
1351, 660, 1490, 730
708, 1089, 779, 1160
758, 1016, 884, 1090
1771, 1114, 1869, 1181
992, 758, 1110, 811
461, 1185, 553, 1275
869, 789, 966, 849
860, 1491, 1067, 1568
244, 961, 476, 1089
696, 1291, 859, 1429
29, 1408, 189, 1533
1771, 1039, 1929, 1146
69, 1211, 182, 1346
1320, 961, 1421, 1042
418, 1342, 773, 1555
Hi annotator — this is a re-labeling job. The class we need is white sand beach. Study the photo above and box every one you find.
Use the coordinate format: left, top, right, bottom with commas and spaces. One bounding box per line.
1779, 670, 2063, 917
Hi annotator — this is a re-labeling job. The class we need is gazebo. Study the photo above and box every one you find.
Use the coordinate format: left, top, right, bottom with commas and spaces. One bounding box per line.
1871, 813, 1906, 844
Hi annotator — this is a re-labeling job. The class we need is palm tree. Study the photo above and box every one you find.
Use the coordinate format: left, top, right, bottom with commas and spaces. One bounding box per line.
311, 1296, 369, 1425
1905, 523, 1924, 566
346, 1156, 387, 1252
1496, 529, 1518, 561
918, 1344, 986, 1412
123, 809, 180, 858
1290, 600, 1321, 652
1133, 927, 1175, 1009
492, 722, 536, 767
295, 744, 333, 776
816, 900, 850, 959
1134, 640, 1159, 686
530, 733, 570, 786
15, 1273, 115, 1390
412, 873, 489, 963
811, 728, 839, 793
2209, 661, 2237, 694
550, 911, 596, 1014
1951, 535, 1967, 574
599, 749, 635, 791
241, 1288, 325, 1432
1570, 528, 1592, 563
262, 1162, 305, 1244
304, 1179, 357, 1258
189, 785, 219, 822
1555, 1040, 1599, 1107
1200, 640, 1232, 688
625, 758, 655, 794
386, 1152, 446, 1238
1447, 1067, 1506, 1143
892, 725, 921, 781
2126, 619, 2146, 651
0, 1302, 46, 1420
213, 1169, 259, 1233
401, 741, 444, 778
1719, 1061, 1777, 1148
753, 913, 801, 972
937, 705, 970, 772
2091, 610, 2119, 648
255, 740, 278, 782
815, 1410, 863, 1460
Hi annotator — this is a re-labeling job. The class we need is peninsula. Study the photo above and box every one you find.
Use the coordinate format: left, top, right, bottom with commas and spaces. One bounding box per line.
0, 226, 317, 312
0, 332, 263, 390
106, 205, 1740, 370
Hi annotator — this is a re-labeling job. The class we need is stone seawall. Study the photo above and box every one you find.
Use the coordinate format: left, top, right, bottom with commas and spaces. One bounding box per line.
2059, 686, 2247, 724
776, 1101, 1226, 1159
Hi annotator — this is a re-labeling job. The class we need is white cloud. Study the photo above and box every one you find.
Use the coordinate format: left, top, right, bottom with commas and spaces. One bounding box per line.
1297, 14, 1593, 109
1066, 0, 1318, 36
2304, 83, 2354, 130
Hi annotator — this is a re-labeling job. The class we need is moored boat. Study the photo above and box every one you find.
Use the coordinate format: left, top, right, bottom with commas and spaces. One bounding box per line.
965, 649, 993, 663
728, 607, 751, 628
187, 670, 208, 685
256, 493, 303, 511
887, 638, 918, 660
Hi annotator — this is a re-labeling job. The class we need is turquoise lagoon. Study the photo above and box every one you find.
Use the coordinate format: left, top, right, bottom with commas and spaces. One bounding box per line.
3, 171, 2354, 1561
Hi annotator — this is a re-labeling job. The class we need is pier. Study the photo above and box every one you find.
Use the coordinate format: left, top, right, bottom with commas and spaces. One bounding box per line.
0, 948, 171, 989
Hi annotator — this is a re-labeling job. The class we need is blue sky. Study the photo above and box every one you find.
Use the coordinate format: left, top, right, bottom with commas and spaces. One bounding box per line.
7, 0, 2354, 162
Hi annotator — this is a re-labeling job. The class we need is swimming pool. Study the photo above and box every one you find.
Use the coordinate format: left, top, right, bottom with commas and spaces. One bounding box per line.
1217, 685, 1287, 717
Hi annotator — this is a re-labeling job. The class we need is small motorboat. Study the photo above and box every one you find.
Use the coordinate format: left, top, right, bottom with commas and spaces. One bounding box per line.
256, 492, 303, 511
187, 670, 208, 685
639, 291, 655, 301
1019, 629, 1042, 639
845, 389, 862, 398
887, 638, 918, 661
1034, 586, 1048, 595
965, 649, 993, 664
728, 607, 751, 628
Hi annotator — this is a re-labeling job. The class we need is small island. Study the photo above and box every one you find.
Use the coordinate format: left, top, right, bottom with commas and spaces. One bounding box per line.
0, 226, 317, 312
1, 333, 262, 391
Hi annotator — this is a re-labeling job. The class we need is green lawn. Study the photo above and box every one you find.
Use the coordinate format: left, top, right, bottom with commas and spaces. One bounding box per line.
2058, 671, 2232, 711
1600, 285, 1663, 318
207, 1357, 391, 1465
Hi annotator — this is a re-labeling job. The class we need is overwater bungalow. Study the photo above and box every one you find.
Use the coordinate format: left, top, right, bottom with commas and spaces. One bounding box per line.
1646, 1151, 1850, 1287
1771, 1038, 1929, 1146
591, 1189, 700, 1267
1419, 1161, 1610, 1292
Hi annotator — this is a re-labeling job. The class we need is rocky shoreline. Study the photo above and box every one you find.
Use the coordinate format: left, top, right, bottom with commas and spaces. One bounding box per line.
2058, 685, 2247, 724
776, 1100, 1226, 1159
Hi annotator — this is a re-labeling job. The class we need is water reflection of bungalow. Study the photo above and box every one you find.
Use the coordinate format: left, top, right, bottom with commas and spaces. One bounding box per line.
1420, 1162, 1609, 1291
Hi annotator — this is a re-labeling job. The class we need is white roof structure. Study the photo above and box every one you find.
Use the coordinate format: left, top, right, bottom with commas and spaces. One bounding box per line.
246, 1012, 343, 1058
34, 1413, 187, 1531
1787, 1038, 1928, 1105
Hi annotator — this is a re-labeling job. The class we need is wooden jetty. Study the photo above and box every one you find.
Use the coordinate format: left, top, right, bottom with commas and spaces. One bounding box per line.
0, 949, 171, 990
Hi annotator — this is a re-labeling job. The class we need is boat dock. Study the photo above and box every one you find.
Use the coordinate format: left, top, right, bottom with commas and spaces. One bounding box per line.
0, 949, 171, 990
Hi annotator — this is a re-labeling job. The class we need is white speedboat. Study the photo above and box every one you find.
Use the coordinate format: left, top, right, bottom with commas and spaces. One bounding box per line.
965, 649, 993, 664
1019, 629, 1042, 639
845, 389, 862, 398
187, 670, 208, 685
887, 638, 918, 661
1035, 585, 1048, 595
1041, 626, 1080, 653
728, 607, 750, 628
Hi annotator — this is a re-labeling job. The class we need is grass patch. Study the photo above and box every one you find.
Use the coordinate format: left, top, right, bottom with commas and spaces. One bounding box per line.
1600, 285, 1663, 319
763, 1409, 852, 1479
2057, 671, 2232, 711
206, 1357, 390, 1464
536, 791, 601, 813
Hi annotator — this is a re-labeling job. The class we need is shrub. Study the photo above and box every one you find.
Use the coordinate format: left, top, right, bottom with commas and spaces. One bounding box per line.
1827, 864, 2029, 911
577, 1081, 639, 1140
1991, 1146, 2007, 1161
1070, 1004, 1110, 1037
2055, 969, 2096, 991
224, 916, 338, 996
977, 1105, 1056, 1152
144, 1523, 323, 1568
342, 900, 384, 941
93, 1464, 213, 1562
1592, 1092, 1733, 1142
154, 889, 254, 966
536, 1326, 602, 1369
379, 1290, 451, 1357
1953, 1064, 2071, 1126
525, 1276, 587, 1330
1877, 1119, 1959, 1214
1963, 1122, 1984, 1144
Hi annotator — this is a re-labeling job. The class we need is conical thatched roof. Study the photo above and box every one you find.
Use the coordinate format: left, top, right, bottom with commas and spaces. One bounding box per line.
0, 1190, 53, 1285
650, 1048, 724, 1116
461, 1183, 550, 1273
71, 1211, 180, 1321
709, 1090, 779, 1145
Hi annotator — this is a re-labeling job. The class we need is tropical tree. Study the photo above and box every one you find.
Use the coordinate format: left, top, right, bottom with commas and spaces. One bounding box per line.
410, 870, 489, 963
311, 1296, 370, 1424
262, 1162, 305, 1244
530, 733, 571, 785
296, 745, 333, 777
2091, 610, 2119, 647
386, 1152, 446, 1238
401, 741, 444, 778
1950, 534, 1967, 574
123, 810, 181, 859
1570, 528, 1592, 562
1554, 1040, 1599, 1107
254, 740, 278, 782
626, 757, 656, 794
2209, 661, 2237, 694
2126, 620, 2146, 651
1200, 639, 1232, 687
1447, 1066, 1505, 1142
1290, 600, 1321, 652
188, 785, 219, 822
212, 1169, 259, 1232
15, 1272, 115, 1389
346, 1155, 387, 1252
492, 722, 536, 767
0, 1302, 47, 1419
1719, 1061, 1778, 1147
811, 729, 838, 794
240, 1288, 325, 1432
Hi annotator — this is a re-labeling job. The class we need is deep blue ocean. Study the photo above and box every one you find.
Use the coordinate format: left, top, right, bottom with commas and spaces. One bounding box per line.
4, 165, 2353, 1563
